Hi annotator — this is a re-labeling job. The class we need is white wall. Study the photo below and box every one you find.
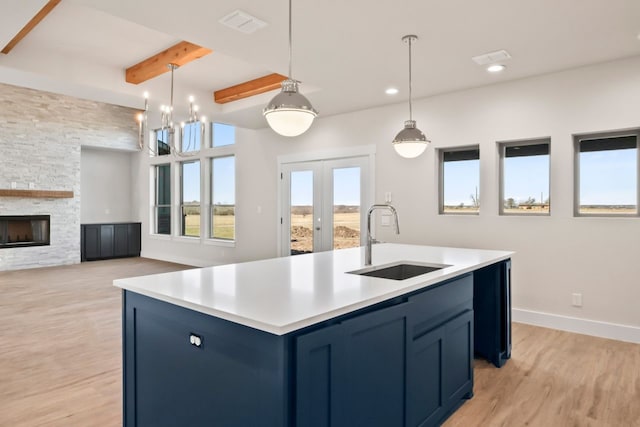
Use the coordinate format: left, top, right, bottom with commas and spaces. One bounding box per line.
138, 56, 640, 336
80, 148, 133, 223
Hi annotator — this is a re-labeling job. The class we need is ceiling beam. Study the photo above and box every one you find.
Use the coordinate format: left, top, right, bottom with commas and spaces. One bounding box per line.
125, 41, 212, 84
1, 0, 61, 55
214, 73, 288, 104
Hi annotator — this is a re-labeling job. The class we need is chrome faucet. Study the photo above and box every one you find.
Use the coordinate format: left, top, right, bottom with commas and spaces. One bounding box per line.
365, 204, 400, 266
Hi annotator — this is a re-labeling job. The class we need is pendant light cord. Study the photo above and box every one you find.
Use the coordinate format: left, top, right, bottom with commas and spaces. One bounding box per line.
408, 37, 413, 121
288, 0, 292, 79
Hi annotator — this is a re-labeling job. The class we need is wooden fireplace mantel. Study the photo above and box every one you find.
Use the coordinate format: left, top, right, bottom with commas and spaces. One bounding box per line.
0, 189, 74, 198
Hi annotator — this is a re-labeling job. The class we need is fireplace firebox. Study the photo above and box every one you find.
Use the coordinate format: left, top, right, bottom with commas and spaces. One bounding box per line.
0, 215, 50, 249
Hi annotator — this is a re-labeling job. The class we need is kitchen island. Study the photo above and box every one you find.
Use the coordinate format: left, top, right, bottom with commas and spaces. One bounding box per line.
115, 243, 512, 427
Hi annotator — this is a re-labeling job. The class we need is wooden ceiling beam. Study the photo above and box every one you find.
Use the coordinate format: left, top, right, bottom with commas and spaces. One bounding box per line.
125, 41, 212, 84
1, 0, 61, 55
214, 73, 288, 104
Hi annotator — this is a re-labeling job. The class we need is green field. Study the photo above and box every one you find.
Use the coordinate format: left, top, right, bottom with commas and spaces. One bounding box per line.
183, 212, 235, 239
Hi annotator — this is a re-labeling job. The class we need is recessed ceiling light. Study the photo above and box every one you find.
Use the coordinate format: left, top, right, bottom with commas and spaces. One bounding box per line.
487, 64, 506, 73
385, 88, 399, 95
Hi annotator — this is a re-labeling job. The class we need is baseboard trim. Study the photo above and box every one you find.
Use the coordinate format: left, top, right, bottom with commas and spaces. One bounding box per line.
140, 251, 217, 268
513, 308, 640, 344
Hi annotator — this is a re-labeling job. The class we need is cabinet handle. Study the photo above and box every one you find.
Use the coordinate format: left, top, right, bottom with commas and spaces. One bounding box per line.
189, 333, 203, 348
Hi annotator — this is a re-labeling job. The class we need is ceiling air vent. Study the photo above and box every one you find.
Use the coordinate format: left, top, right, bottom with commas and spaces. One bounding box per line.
219, 10, 268, 34
471, 49, 511, 65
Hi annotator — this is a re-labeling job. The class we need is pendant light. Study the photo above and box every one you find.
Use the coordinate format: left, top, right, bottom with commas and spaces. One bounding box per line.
263, 0, 318, 137
393, 35, 430, 158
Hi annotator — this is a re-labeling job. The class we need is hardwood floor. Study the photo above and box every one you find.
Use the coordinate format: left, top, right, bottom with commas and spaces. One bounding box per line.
1, 258, 638, 426
0, 258, 193, 427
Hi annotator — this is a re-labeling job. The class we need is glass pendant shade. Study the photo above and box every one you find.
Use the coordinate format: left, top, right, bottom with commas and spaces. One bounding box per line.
393, 120, 429, 158
264, 80, 318, 137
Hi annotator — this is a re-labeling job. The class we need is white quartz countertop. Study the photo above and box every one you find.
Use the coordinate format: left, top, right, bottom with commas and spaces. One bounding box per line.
114, 244, 513, 335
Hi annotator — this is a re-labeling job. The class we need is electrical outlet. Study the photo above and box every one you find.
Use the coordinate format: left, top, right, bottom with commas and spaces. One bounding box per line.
11, 182, 17, 189
572, 293, 583, 307
381, 214, 391, 226
28, 182, 35, 189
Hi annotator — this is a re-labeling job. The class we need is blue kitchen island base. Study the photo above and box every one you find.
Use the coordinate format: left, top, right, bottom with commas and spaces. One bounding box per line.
122, 263, 513, 427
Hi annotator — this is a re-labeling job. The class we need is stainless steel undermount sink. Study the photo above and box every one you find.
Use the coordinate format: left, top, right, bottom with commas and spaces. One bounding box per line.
348, 261, 450, 281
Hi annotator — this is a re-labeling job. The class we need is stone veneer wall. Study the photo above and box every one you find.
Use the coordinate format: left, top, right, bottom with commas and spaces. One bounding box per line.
0, 82, 138, 271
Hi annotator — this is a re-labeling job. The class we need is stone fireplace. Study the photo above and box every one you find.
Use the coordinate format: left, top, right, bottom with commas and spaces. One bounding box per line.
0, 215, 50, 248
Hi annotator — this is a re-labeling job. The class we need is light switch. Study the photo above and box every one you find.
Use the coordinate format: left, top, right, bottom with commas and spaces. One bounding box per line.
11, 182, 17, 189
384, 192, 392, 203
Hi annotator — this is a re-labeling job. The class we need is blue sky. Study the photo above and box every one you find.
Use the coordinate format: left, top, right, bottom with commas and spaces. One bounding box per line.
213, 156, 235, 205
580, 149, 636, 205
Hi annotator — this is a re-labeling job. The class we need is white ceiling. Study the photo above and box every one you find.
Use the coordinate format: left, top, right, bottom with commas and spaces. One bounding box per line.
1, 0, 639, 129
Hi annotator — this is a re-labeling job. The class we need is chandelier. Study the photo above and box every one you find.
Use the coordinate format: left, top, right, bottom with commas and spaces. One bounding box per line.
137, 64, 204, 157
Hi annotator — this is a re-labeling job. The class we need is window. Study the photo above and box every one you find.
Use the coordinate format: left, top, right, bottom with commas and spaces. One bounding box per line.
211, 156, 236, 240
181, 121, 203, 153
180, 160, 201, 237
500, 139, 550, 215
154, 164, 171, 234
154, 129, 171, 156
212, 122, 235, 147
575, 130, 638, 216
439, 147, 480, 214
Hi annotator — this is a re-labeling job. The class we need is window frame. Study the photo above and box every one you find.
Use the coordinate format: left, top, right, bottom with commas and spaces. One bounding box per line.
179, 159, 201, 238
573, 128, 640, 218
153, 164, 171, 235
498, 138, 551, 216
209, 155, 236, 241
438, 145, 481, 215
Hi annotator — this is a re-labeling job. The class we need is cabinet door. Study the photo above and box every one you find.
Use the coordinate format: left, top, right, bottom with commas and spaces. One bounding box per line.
340, 302, 410, 427
83, 225, 100, 260
114, 224, 129, 257
443, 310, 474, 408
128, 223, 141, 256
296, 323, 343, 427
100, 225, 114, 258
406, 325, 446, 427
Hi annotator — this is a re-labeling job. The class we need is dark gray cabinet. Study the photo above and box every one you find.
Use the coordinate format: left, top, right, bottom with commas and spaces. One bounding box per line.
81, 222, 141, 261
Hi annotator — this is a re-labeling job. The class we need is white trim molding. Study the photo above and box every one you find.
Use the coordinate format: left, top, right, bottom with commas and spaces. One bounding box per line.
513, 308, 640, 344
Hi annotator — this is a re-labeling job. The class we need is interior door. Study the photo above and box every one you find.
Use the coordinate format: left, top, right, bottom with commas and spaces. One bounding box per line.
281, 156, 369, 256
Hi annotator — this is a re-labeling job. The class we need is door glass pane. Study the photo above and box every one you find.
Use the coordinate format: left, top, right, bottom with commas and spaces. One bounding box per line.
290, 171, 313, 255
333, 167, 360, 250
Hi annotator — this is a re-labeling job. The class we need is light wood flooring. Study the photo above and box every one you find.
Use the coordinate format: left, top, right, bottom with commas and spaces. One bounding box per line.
1, 258, 639, 426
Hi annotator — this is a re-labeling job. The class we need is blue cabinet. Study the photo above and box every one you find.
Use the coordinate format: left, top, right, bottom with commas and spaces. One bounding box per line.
123, 292, 291, 427
295, 275, 474, 427
123, 260, 510, 427
473, 259, 511, 367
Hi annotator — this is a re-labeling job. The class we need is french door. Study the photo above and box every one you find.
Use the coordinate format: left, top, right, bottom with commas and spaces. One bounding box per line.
280, 156, 371, 256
